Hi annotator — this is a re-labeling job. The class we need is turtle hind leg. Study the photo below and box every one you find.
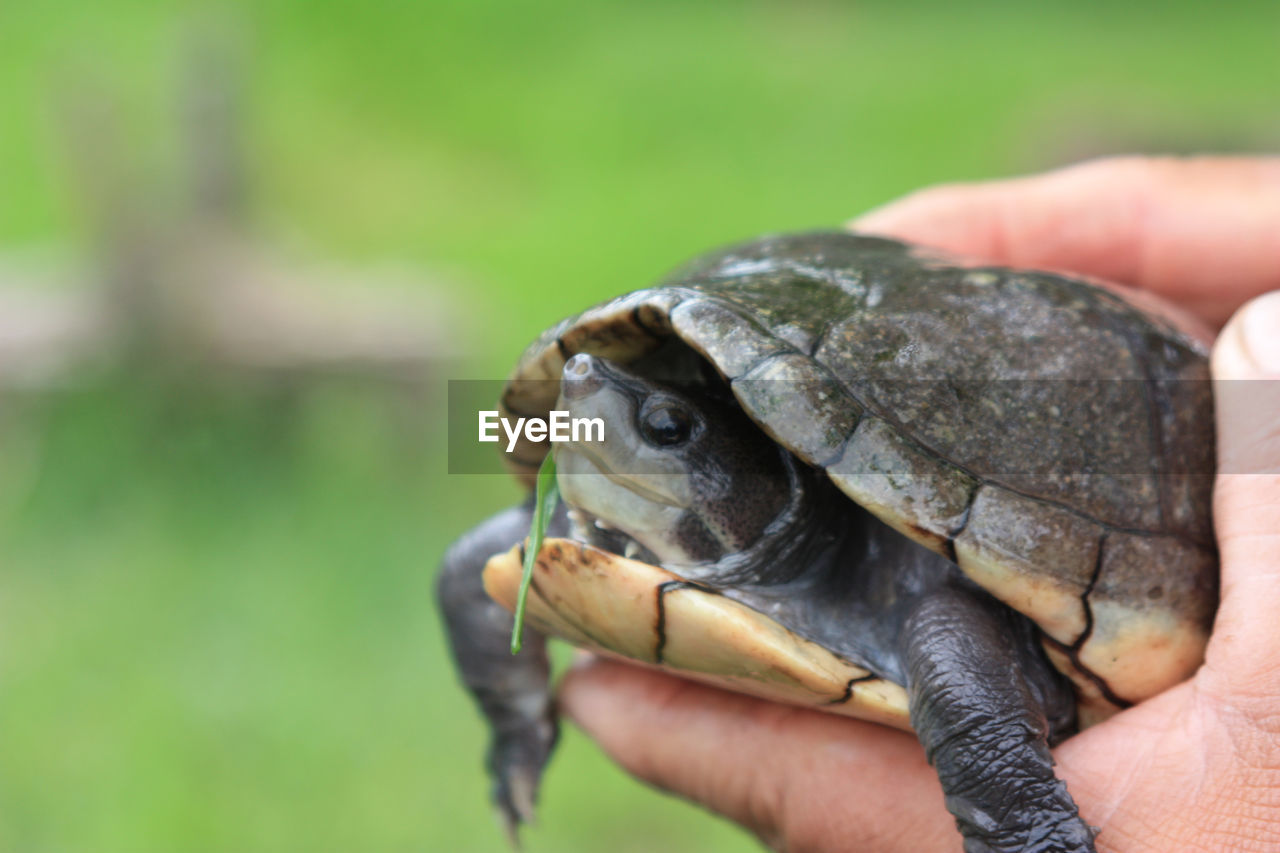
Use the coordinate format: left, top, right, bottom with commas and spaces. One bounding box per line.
437, 497, 567, 842
900, 583, 1096, 853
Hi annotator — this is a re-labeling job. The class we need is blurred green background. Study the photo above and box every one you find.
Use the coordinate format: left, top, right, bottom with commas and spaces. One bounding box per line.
1, 2, 1276, 851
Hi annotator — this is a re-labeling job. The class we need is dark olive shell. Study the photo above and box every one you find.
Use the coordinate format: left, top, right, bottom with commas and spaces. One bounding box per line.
499, 231, 1217, 719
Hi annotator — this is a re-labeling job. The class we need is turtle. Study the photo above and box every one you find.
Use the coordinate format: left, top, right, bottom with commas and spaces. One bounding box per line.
438, 231, 1217, 853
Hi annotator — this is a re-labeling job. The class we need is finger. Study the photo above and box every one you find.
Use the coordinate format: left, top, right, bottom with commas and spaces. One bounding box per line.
1202, 291, 1280, 697
560, 657, 957, 852
850, 156, 1280, 329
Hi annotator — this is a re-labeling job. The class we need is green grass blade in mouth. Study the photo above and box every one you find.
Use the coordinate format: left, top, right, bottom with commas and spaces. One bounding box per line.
511, 452, 559, 654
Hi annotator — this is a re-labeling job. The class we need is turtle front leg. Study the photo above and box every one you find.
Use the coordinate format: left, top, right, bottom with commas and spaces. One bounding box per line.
437, 497, 566, 841
901, 583, 1096, 853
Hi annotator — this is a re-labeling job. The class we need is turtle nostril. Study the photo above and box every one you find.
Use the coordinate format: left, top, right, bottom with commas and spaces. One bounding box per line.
565, 353, 593, 377
562, 353, 603, 399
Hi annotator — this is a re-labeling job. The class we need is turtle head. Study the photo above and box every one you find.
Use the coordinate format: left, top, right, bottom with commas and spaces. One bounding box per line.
553, 353, 795, 570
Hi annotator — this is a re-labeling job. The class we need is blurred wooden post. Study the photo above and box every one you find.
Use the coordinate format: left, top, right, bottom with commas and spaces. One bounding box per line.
0, 16, 463, 408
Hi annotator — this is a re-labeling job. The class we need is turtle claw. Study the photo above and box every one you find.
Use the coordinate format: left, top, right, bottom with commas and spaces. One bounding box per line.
496, 802, 524, 851
488, 719, 557, 846
493, 762, 541, 848
504, 765, 539, 825
497, 814, 522, 851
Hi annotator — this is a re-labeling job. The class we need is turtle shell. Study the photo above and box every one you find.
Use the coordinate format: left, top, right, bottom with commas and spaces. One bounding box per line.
496, 231, 1218, 725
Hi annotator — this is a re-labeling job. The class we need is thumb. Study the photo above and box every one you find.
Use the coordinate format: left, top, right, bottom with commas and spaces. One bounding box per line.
1204, 291, 1280, 686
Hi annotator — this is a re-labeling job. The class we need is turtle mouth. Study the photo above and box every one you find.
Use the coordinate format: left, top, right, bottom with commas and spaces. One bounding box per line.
567, 507, 661, 565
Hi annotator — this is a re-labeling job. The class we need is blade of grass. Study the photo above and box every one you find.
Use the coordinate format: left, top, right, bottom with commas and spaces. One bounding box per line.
511, 452, 559, 654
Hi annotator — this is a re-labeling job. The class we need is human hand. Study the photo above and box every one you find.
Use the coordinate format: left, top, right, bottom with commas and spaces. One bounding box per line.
559, 157, 1280, 852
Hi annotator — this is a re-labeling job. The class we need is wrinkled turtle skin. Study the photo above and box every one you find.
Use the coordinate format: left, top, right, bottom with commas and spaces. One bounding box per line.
439, 232, 1218, 853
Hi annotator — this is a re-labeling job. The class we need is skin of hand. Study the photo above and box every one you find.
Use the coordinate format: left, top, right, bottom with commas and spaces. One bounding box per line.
558, 156, 1280, 852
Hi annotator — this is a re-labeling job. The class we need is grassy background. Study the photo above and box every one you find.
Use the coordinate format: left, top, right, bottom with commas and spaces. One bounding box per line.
0, 2, 1276, 851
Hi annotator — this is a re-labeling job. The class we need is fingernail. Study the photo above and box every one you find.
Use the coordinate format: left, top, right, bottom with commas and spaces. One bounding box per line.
1237, 291, 1280, 374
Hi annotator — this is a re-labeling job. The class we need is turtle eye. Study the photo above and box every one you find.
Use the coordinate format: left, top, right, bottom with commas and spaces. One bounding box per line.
640, 401, 694, 447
